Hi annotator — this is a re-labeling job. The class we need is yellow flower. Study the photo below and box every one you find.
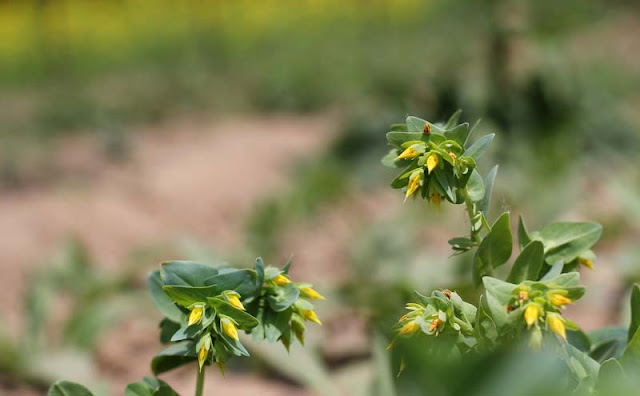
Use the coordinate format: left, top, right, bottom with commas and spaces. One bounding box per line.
404, 170, 423, 202
524, 304, 539, 327
426, 154, 439, 174
226, 294, 245, 311
188, 304, 204, 326
549, 292, 572, 307
518, 290, 529, 302
273, 274, 291, 286
429, 193, 441, 211
398, 321, 420, 335
300, 287, 325, 300
428, 318, 442, 335
300, 309, 322, 325
198, 342, 209, 371
397, 146, 420, 160
221, 317, 239, 341
547, 314, 566, 341
578, 257, 594, 269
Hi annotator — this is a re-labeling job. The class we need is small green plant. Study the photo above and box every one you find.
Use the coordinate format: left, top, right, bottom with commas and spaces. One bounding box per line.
382, 111, 640, 393
48, 257, 324, 395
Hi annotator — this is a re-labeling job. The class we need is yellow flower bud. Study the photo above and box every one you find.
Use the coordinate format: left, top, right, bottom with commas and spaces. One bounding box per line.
188, 304, 204, 326
198, 343, 208, 370
547, 314, 566, 341
398, 321, 420, 336
524, 304, 539, 327
226, 294, 245, 311
426, 154, 439, 174
578, 257, 594, 269
430, 193, 441, 211
549, 293, 572, 307
221, 317, 239, 341
397, 146, 420, 160
404, 170, 423, 202
300, 309, 322, 325
273, 274, 291, 286
300, 287, 325, 300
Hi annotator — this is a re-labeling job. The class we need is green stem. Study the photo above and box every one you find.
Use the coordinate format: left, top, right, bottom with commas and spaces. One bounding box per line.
195, 366, 205, 396
461, 188, 481, 243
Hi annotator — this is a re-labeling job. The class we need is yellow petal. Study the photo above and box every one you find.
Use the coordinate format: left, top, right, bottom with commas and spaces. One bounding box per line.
188, 305, 204, 326
398, 321, 420, 336
300, 287, 325, 300
426, 154, 439, 174
301, 309, 322, 325
549, 293, 572, 307
397, 146, 419, 160
579, 257, 594, 269
429, 193, 441, 211
404, 171, 422, 202
198, 344, 208, 371
221, 318, 239, 341
273, 274, 291, 286
548, 315, 566, 341
227, 294, 245, 311
524, 304, 539, 327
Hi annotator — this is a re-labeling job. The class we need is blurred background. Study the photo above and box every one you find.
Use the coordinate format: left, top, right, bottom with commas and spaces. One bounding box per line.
1, 0, 639, 394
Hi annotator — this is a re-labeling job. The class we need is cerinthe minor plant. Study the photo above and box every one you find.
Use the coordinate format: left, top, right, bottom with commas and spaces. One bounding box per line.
382, 111, 640, 393
48, 258, 324, 396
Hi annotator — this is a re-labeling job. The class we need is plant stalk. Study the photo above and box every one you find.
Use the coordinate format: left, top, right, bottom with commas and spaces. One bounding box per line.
195, 367, 205, 396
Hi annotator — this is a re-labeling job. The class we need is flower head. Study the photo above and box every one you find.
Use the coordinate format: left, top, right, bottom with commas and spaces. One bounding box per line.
300, 287, 325, 300
188, 304, 204, 326
547, 314, 566, 340
397, 145, 422, 160
404, 169, 423, 202
221, 317, 239, 341
426, 154, 439, 174
300, 308, 322, 325
273, 273, 291, 286
225, 293, 245, 311
524, 304, 539, 327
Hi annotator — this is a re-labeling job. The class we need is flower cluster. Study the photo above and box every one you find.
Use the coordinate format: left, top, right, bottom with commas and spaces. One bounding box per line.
383, 114, 482, 208
391, 289, 475, 344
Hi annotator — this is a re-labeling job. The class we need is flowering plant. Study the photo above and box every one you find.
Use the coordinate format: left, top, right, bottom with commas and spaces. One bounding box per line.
48, 258, 323, 396
383, 111, 640, 393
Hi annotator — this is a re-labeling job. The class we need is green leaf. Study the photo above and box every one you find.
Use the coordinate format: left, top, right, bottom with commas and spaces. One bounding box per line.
267, 283, 301, 312
444, 109, 462, 129
464, 133, 494, 160
466, 169, 485, 202
160, 261, 219, 287
532, 222, 602, 264
443, 123, 469, 146
629, 284, 640, 342
151, 341, 196, 375
597, 358, 628, 394
162, 285, 220, 307
48, 381, 94, 396
517, 216, 532, 251
386, 132, 426, 149
148, 271, 184, 323
473, 213, 512, 286
506, 241, 544, 283
589, 327, 628, 362
204, 269, 258, 298
125, 377, 179, 396
479, 165, 498, 217
207, 297, 259, 330
406, 116, 428, 132
621, 326, 640, 370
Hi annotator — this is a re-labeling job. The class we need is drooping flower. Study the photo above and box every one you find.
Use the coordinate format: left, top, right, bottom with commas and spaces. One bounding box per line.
225, 293, 245, 311
404, 169, 423, 202
273, 273, 291, 286
300, 308, 322, 325
548, 292, 572, 307
221, 317, 239, 341
524, 304, 539, 327
398, 321, 420, 336
300, 287, 325, 300
426, 154, 439, 174
578, 257, 594, 269
188, 304, 204, 326
547, 314, 567, 340
397, 145, 422, 160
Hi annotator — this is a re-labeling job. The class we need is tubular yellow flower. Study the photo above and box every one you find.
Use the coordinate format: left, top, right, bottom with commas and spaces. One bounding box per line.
397, 146, 420, 160
549, 293, 572, 307
398, 321, 420, 335
221, 317, 239, 341
518, 290, 529, 302
198, 343, 209, 371
404, 170, 423, 202
226, 294, 245, 311
524, 304, 539, 327
426, 154, 439, 174
188, 304, 204, 326
579, 257, 594, 269
273, 274, 291, 286
547, 315, 567, 340
300, 287, 325, 300
430, 193, 441, 211
300, 309, 322, 325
